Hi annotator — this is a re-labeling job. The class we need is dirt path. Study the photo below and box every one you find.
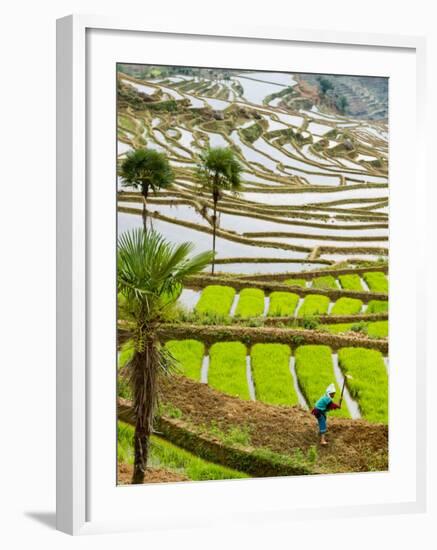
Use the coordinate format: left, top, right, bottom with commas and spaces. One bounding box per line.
159, 376, 388, 474
118, 463, 188, 485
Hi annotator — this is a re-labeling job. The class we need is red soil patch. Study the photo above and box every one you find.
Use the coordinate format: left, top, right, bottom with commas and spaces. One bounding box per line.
159, 376, 388, 474
294, 76, 321, 103
117, 463, 188, 485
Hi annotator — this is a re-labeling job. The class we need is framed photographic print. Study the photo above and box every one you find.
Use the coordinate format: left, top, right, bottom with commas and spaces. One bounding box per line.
56, 15, 427, 535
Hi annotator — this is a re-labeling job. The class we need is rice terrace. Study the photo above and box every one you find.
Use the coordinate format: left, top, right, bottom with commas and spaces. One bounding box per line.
116, 64, 389, 485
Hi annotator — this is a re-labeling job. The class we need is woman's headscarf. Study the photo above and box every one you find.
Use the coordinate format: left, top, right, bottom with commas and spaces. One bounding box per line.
326, 383, 336, 396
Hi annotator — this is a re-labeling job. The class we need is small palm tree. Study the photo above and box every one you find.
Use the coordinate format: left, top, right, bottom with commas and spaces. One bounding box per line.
118, 228, 212, 484
197, 147, 242, 274
119, 148, 174, 231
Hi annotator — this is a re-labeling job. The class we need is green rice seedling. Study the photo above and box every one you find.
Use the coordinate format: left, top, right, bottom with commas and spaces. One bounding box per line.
208, 342, 250, 399
117, 421, 136, 465
149, 435, 248, 480
285, 278, 307, 288
366, 300, 389, 314
363, 272, 389, 293
195, 285, 236, 316
164, 339, 205, 380
330, 297, 363, 316
118, 422, 247, 480
338, 274, 364, 291
367, 320, 389, 339
268, 292, 300, 317
234, 288, 265, 318
311, 275, 338, 290
337, 347, 388, 423
294, 345, 349, 417
350, 321, 368, 334
250, 343, 298, 406
297, 294, 330, 317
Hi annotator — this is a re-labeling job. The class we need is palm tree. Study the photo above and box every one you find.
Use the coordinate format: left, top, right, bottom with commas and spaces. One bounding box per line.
117, 228, 213, 484
197, 147, 242, 274
119, 148, 174, 231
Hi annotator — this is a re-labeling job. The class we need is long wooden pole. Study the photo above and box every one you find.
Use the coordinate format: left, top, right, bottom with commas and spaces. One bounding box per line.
339, 378, 347, 407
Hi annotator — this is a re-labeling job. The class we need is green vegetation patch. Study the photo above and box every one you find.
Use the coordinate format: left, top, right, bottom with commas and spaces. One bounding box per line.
324, 323, 356, 334
268, 291, 300, 317
117, 341, 133, 400
338, 274, 363, 291
285, 278, 307, 288
367, 300, 389, 314
294, 345, 348, 418
367, 320, 389, 339
297, 294, 330, 317
118, 340, 134, 369
118, 114, 136, 133
208, 342, 250, 400
165, 339, 205, 380
250, 344, 298, 406
241, 123, 263, 143
146, 99, 179, 112
118, 421, 247, 481
338, 348, 388, 423
363, 272, 388, 293
330, 297, 363, 316
235, 288, 265, 318
195, 285, 236, 316
312, 275, 338, 290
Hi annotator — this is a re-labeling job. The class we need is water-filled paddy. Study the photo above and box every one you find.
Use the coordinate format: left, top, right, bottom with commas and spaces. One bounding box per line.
118, 69, 389, 268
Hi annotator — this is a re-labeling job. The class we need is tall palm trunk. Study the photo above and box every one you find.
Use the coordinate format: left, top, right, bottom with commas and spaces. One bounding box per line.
211, 191, 219, 275
131, 334, 159, 484
141, 185, 149, 232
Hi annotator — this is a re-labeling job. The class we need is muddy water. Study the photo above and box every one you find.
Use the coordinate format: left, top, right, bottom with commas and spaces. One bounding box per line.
231, 133, 278, 172
117, 141, 132, 155
240, 187, 388, 206
201, 356, 209, 384
246, 356, 257, 401
117, 212, 310, 260
178, 288, 200, 310
289, 357, 309, 409
229, 294, 239, 317
202, 97, 229, 110
261, 296, 269, 317
257, 236, 388, 249
214, 262, 328, 275
332, 354, 361, 419
208, 132, 228, 148
122, 79, 156, 95
295, 297, 304, 317
307, 121, 333, 135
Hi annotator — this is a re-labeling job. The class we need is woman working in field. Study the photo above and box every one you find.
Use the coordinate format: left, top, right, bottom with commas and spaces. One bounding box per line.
311, 383, 341, 445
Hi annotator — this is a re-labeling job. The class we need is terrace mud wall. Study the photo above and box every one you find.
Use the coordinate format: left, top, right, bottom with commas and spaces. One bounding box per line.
155, 324, 389, 353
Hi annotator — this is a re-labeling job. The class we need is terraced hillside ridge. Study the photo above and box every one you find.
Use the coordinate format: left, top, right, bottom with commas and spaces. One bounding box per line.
116, 64, 389, 483
118, 376, 388, 476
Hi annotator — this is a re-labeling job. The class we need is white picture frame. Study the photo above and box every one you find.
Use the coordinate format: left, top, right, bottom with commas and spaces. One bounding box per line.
56, 14, 427, 535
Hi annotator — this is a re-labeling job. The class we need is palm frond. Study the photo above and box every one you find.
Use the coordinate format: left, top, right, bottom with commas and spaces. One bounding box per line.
119, 148, 174, 191
196, 146, 243, 193
117, 228, 213, 318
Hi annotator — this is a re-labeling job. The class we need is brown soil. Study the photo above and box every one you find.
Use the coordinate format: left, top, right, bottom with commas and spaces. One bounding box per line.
159, 376, 388, 474
117, 463, 189, 485
295, 76, 321, 103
